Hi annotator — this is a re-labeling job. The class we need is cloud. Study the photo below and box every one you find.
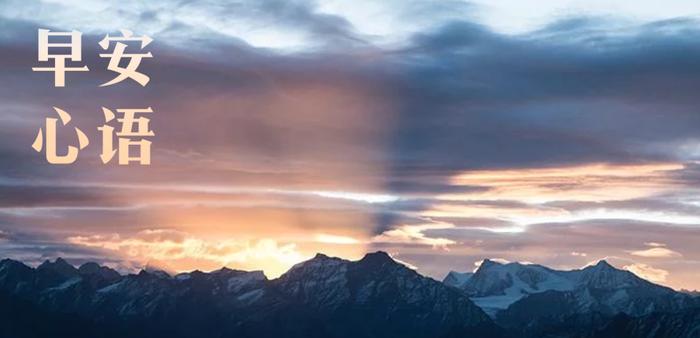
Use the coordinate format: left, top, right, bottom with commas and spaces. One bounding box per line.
1, 1, 700, 290
645, 242, 666, 247
371, 162, 699, 255
0, 229, 126, 267
624, 263, 670, 283
373, 219, 700, 289
67, 229, 306, 277
445, 163, 684, 203
0, 0, 365, 50
372, 220, 456, 248
629, 243, 682, 258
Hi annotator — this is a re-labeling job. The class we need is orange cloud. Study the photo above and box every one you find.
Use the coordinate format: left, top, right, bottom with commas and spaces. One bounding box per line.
628, 243, 682, 258
624, 263, 670, 283
372, 221, 456, 248
67, 229, 306, 278
445, 163, 684, 203
413, 162, 700, 229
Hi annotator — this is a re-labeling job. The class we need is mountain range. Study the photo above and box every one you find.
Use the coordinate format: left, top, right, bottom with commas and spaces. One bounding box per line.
444, 259, 695, 317
0, 252, 698, 338
444, 258, 699, 337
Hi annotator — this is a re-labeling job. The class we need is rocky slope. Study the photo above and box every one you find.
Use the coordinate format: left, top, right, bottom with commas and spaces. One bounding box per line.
444, 258, 698, 337
0, 253, 500, 338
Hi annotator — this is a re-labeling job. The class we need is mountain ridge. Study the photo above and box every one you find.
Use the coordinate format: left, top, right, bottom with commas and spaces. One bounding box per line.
0, 252, 503, 338
1, 253, 698, 338
441, 257, 698, 337
444, 258, 685, 314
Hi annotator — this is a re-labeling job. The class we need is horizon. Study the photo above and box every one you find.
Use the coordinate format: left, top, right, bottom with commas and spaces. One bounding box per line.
5, 250, 693, 292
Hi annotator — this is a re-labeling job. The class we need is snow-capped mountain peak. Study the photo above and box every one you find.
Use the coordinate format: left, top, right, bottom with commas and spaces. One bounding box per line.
577, 260, 647, 289
446, 257, 696, 321
0, 255, 696, 338
452, 259, 575, 314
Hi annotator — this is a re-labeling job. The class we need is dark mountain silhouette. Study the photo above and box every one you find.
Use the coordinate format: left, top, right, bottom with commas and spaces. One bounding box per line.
0, 253, 502, 338
1, 254, 698, 338
592, 307, 700, 338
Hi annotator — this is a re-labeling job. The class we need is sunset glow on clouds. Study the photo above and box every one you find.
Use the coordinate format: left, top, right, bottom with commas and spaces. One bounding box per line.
67, 230, 305, 277
629, 243, 683, 259
1, 0, 700, 290
624, 263, 670, 283
446, 163, 684, 203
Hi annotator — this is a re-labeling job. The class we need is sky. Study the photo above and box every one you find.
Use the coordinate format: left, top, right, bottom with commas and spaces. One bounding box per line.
1, 0, 700, 290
